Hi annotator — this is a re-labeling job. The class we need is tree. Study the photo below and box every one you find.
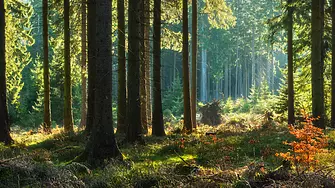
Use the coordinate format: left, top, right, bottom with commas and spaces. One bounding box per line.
85, 0, 97, 134
85, 0, 122, 164
43, 0, 52, 133
117, 0, 127, 134
182, 0, 192, 132
64, 0, 74, 132
332, 0, 335, 128
140, 0, 148, 134
191, 0, 197, 128
127, 0, 143, 142
0, 0, 13, 144
311, 0, 325, 128
152, 0, 165, 136
79, 0, 87, 128
287, 0, 294, 125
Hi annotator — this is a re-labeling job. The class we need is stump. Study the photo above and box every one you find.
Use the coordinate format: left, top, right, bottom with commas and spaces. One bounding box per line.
199, 100, 222, 126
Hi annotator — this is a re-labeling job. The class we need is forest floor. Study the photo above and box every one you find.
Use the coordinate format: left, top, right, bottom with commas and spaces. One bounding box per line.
1, 113, 335, 187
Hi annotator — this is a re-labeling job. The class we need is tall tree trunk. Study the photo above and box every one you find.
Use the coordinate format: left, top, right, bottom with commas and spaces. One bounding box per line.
311, 0, 325, 128
140, 0, 149, 134
86, 0, 122, 164
79, 0, 87, 129
64, 0, 74, 132
332, 0, 335, 128
287, 0, 294, 125
117, 0, 127, 134
0, 0, 13, 144
145, 0, 151, 126
182, 0, 192, 133
152, 0, 165, 136
191, 0, 197, 128
43, 0, 52, 133
127, 0, 143, 142
85, 0, 96, 134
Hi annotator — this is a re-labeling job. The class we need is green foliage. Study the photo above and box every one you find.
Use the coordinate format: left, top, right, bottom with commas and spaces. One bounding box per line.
163, 74, 184, 117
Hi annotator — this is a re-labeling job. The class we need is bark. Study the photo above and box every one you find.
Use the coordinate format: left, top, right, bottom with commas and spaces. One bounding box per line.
64, 0, 74, 132
117, 0, 127, 134
85, 0, 96, 134
79, 0, 87, 129
287, 0, 294, 125
152, 0, 165, 136
332, 0, 335, 127
145, 0, 151, 126
191, 0, 197, 129
0, 0, 13, 145
86, 0, 122, 164
311, 0, 325, 128
182, 0, 192, 133
127, 0, 143, 142
140, 0, 149, 134
43, 0, 52, 133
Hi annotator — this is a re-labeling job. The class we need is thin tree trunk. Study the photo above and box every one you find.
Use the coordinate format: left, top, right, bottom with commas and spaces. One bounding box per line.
0, 0, 13, 144
85, 0, 97, 134
224, 63, 228, 99
79, 0, 87, 129
191, 0, 197, 128
152, 0, 165, 136
311, 0, 325, 128
287, 0, 294, 125
43, 0, 52, 133
64, 0, 74, 132
127, 0, 143, 142
332, 0, 335, 127
182, 0, 192, 133
117, 0, 127, 134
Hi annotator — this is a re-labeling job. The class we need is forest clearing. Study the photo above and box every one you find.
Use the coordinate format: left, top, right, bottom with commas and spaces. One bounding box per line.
2, 0, 335, 187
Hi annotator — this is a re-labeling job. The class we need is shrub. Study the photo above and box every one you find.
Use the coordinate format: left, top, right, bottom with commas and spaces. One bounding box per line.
276, 111, 328, 173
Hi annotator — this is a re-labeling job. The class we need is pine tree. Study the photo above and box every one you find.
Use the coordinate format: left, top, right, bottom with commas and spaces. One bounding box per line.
311, 0, 325, 128
182, 0, 193, 133
152, 0, 165, 136
127, 0, 143, 142
191, 0, 197, 129
43, 0, 52, 132
0, 0, 13, 144
287, 0, 294, 125
117, 0, 127, 134
79, 0, 87, 128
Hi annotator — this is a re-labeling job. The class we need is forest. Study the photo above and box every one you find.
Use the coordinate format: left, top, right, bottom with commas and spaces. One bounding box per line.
1, 0, 335, 187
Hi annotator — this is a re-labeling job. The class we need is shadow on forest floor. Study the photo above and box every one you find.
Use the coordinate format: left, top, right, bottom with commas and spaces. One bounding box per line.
1, 113, 335, 187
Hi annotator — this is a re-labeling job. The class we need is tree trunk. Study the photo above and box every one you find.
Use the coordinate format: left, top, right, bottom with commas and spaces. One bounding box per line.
64, 0, 74, 132
201, 48, 207, 102
311, 0, 325, 128
127, 0, 143, 142
332, 0, 335, 127
117, 0, 127, 134
182, 0, 192, 133
79, 0, 87, 129
224, 63, 228, 99
140, 0, 149, 134
86, 0, 122, 164
85, 0, 97, 134
287, 0, 294, 125
43, 0, 52, 133
0, 0, 13, 145
191, 0, 197, 129
152, 0, 165, 136
145, 0, 151, 126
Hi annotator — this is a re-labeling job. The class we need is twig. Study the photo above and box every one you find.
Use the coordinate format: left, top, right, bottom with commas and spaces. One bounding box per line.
173, 150, 192, 166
